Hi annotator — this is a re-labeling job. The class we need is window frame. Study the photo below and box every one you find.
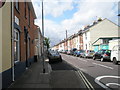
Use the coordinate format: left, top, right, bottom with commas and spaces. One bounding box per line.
15, 0, 19, 11
14, 29, 20, 63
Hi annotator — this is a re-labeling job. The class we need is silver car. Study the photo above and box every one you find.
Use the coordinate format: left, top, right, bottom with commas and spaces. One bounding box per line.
48, 50, 62, 63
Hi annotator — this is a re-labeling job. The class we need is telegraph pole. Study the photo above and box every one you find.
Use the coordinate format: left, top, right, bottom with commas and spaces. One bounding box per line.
66, 30, 67, 39
66, 30, 68, 50
42, 0, 45, 73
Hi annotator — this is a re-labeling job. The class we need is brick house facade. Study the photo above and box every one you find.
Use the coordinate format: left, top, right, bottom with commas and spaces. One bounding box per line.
14, 1, 37, 80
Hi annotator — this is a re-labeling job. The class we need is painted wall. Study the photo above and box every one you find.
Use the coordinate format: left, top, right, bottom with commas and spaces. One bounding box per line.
83, 31, 90, 50
0, 2, 11, 73
90, 19, 119, 50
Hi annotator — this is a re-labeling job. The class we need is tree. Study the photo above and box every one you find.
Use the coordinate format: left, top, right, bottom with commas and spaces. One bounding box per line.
44, 37, 50, 49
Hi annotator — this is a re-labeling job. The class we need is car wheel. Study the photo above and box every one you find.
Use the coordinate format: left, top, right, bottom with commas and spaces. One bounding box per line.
100, 57, 104, 62
113, 58, 118, 65
93, 56, 96, 60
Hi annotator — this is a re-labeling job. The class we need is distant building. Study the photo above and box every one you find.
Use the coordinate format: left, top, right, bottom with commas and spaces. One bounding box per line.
83, 18, 119, 52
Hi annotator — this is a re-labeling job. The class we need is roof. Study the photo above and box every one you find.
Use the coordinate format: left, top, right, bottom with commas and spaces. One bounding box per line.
83, 18, 119, 34
92, 37, 120, 45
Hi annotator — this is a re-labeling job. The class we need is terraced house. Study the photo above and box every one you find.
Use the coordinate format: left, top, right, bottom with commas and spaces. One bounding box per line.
0, 1, 38, 89
52, 18, 119, 52
83, 18, 119, 52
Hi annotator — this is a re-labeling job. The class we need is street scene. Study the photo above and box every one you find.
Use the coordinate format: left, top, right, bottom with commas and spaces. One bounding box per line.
0, 0, 120, 90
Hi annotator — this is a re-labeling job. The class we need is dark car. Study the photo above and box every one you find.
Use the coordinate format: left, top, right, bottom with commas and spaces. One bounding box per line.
70, 48, 77, 55
74, 50, 85, 57
93, 49, 111, 62
48, 50, 62, 63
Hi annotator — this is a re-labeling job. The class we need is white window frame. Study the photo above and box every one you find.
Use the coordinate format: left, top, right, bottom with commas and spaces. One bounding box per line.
15, 16, 19, 25
14, 29, 20, 63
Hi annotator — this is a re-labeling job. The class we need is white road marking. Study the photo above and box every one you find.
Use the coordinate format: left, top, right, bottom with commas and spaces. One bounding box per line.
77, 70, 95, 90
106, 83, 120, 87
95, 75, 120, 89
92, 63, 113, 70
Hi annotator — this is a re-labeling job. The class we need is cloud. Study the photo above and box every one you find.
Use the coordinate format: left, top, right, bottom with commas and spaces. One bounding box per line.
32, 0, 118, 46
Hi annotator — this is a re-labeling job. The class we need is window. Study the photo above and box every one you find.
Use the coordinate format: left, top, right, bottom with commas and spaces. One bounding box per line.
15, 0, 19, 11
27, 38, 30, 57
28, 7, 30, 26
14, 29, 20, 63
86, 44, 87, 50
24, 1, 27, 18
85, 33, 87, 40
15, 16, 19, 25
103, 39, 109, 44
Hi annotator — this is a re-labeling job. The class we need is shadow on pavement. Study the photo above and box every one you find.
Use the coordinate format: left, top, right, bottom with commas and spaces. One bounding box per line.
50, 60, 77, 71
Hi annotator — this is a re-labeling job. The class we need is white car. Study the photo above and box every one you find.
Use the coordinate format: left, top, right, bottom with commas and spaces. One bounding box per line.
111, 45, 120, 64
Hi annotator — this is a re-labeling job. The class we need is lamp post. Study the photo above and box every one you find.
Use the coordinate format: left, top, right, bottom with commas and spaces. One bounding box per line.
42, 0, 45, 73
66, 30, 68, 50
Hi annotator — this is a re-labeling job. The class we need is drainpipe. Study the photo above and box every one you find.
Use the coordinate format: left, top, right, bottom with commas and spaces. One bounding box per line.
11, 1, 15, 81
25, 28, 28, 68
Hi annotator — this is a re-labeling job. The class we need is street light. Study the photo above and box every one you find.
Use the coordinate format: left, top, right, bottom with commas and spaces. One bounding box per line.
42, 0, 45, 73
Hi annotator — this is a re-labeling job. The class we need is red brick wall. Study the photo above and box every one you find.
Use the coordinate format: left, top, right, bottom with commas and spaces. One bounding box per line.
14, 2, 36, 62
79, 35, 83, 50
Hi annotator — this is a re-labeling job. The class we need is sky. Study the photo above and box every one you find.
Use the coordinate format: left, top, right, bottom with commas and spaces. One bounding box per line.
31, 0, 119, 47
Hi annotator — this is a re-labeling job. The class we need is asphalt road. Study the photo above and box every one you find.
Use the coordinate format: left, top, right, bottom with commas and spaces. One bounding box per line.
60, 54, 120, 90
50, 59, 105, 89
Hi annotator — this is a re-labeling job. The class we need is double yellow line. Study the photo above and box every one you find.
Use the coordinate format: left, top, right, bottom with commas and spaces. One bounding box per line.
77, 70, 95, 90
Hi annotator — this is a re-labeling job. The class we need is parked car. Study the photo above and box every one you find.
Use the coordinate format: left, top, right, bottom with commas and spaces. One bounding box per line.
48, 50, 62, 63
67, 50, 72, 55
73, 50, 78, 56
62, 50, 67, 54
111, 45, 120, 64
74, 50, 84, 57
64, 50, 68, 54
93, 49, 111, 62
59, 50, 63, 53
80, 50, 86, 58
85, 50, 95, 58
70, 48, 77, 55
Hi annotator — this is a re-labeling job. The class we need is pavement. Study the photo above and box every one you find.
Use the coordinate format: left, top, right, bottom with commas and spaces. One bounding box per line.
8, 56, 90, 89
9, 58, 51, 88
